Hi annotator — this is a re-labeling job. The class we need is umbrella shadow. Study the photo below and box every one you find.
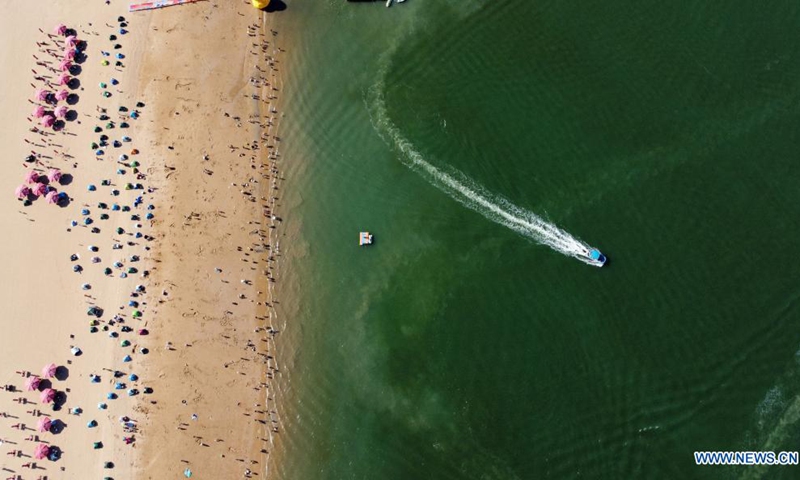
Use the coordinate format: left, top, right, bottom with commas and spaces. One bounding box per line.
264, 0, 287, 12
54, 366, 69, 381
59, 173, 73, 186
53, 120, 66, 131
50, 419, 66, 434
65, 110, 78, 122
58, 196, 71, 208
38, 379, 52, 391
66, 94, 80, 106
52, 392, 67, 411
75, 51, 87, 64
67, 78, 80, 90
68, 64, 82, 76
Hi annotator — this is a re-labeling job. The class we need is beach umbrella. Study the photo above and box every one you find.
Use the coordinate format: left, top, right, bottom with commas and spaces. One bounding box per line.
37, 417, 52, 433
64, 48, 77, 60
57, 74, 71, 86
120, 340, 130, 347
31, 183, 48, 197
42, 363, 58, 378
54, 24, 67, 36
129, 374, 138, 381
33, 443, 50, 460
59, 59, 72, 72
45, 190, 59, 204
15, 184, 31, 199
55, 89, 69, 101
25, 376, 41, 391
107, 392, 117, 399
114, 382, 125, 389
46, 169, 62, 183
35, 89, 50, 102
122, 355, 132, 362
41, 115, 55, 128
54, 105, 69, 119
40, 388, 56, 404
138, 329, 148, 336
25, 170, 40, 184
65, 35, 77, 48
32, 105, 46, 118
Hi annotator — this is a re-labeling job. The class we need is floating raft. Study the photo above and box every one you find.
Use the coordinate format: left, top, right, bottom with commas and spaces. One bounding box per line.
129, 0, 200, 12
359, 232, 373, 246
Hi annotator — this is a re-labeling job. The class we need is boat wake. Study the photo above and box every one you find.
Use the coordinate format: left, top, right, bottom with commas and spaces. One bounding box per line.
367, 77, 602, 266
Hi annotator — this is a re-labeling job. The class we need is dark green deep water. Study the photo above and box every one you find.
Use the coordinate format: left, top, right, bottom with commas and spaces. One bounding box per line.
273, 1, 800, 478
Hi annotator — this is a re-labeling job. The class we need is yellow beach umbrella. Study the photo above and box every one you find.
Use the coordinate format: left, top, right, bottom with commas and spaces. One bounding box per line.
252, 0, 271, 9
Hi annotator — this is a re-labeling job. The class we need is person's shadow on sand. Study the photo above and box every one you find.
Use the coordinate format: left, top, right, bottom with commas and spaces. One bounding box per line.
263, 0, 287, 12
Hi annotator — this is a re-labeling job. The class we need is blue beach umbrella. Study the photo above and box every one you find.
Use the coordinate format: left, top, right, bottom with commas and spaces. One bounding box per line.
112, 204, 120, 211
114, 382, 125, 390
81, 209, 90, 215
87, 419, 97, 427
98, 403, 107, 410
83, 217, 93, 225
123, 355, 132, 362
146, 213, 154, 219
107, 392, 117, 400
129, 374, 138, 381
87, 184, 97, 191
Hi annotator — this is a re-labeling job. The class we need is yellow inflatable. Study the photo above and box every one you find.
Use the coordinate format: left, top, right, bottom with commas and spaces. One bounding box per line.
252, 0, 271, 8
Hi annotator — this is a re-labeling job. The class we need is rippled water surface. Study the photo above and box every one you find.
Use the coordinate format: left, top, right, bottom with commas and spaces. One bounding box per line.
273, 1, 800, 478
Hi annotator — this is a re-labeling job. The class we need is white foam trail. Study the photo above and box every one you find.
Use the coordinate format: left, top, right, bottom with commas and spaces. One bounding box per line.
368, 79, 601, 266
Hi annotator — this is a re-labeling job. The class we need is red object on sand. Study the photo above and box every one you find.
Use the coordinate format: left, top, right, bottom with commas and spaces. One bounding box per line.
33, 443, 50, 460
40, 388, 56, 404
41, 363, 57, 378
36, 417, 52, 433
24, 376, 41, 392
25, 170, 40, 184
47, 169, 63, 183
15, 185, 31, 200
45, 190, 60, 205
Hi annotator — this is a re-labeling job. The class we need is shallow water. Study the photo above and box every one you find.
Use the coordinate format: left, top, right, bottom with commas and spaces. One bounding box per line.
274, 1, 800, 478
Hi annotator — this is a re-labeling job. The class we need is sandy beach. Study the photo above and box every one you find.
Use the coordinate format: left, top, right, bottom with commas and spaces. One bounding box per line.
0, 1, 289, 478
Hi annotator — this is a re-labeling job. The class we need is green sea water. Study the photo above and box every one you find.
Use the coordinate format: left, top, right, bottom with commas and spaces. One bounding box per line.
273, 1, 800, 478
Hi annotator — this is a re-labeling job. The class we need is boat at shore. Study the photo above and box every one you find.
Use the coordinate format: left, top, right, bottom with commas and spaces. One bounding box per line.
583, 248, 607, 267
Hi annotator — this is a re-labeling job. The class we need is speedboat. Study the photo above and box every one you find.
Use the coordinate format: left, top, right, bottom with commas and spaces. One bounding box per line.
584, 248, 607, 267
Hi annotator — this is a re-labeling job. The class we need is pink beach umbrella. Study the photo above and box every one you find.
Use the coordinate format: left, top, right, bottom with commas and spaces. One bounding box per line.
40, 388, 56, 404
64, 48, 76, 60
15, 184, 31, 200
45, 190, 60, 205
54, 24, 67, 36
65, 35, 77, 48
58, 59, 72, 72
31, 183, 47, 197
36, 417, 52, 433
24, 376, 41, 392
25, 170, 40, 184
54, 105, 68, 119
32, 105, 46, 118
41, 363, 57, 378
46, 168, 63, 183
41, 115, 55, 128
35, 89, 50, 102
57, 74, 71, 86
33, 443, 50, 460
55, 89, 69, 102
